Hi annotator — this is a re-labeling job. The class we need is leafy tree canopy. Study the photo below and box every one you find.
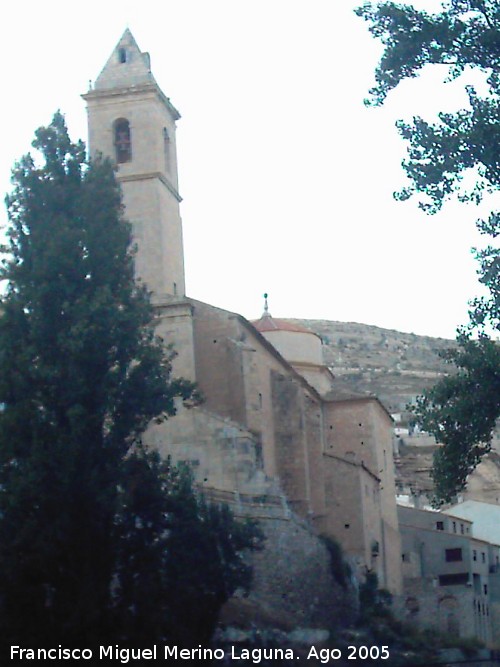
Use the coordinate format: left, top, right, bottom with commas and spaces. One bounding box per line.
415, 334, 500, 502
356, 1, 499, 212
356, 1, 500, 502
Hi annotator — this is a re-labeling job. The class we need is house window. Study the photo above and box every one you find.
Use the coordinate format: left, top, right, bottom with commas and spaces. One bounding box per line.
445, 548, 463, 562
452, 521, 457, 533
118, 47, 127, 63
460, 523, 464, 535
114, 119, 132, 163
484, 584, 488, 595
436, 521, 444, 531
482, 552, 486, 563
473, 550, 477, 561
439, 573, 468, 586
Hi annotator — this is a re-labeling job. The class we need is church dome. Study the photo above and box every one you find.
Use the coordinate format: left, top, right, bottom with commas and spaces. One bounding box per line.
252, 298, 323, 368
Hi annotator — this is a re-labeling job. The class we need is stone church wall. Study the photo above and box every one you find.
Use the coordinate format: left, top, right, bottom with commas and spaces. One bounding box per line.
148, 404, 356, 629
190, 300, 248, 425
183, 299, 328, 523
153, 297, 404, 594
147, 403, 269, 495
322, 455, 383, 582
155, 299, 197, 381
247, 513, 357, 629
322, 399, 402, 593
271, 371, 311, 518
304, 393, 327, 530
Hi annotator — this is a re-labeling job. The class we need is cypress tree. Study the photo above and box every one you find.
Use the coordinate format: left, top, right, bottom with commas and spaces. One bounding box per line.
0, 112, 192, 647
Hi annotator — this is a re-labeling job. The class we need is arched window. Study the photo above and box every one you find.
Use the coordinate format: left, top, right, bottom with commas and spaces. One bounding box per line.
114, 119, 132, 163
118, 47, 127, 64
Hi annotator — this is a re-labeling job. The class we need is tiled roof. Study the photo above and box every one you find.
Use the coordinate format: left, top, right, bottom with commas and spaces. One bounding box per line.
252, 315, 313, 334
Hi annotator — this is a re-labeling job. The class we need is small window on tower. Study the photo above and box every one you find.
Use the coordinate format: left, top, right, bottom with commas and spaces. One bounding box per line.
118, 47, 127, 64
114, 119, 132, 164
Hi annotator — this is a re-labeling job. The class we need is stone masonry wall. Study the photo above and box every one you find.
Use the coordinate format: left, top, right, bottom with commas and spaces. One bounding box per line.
394, 578, 490, 645
148, 404, 356, 629
271, 370, 310, 518
246, 511, 357, 630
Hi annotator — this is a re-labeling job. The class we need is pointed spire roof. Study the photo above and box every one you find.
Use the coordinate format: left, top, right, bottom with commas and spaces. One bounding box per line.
86, 29, 180, 120
93, 28, 157, 91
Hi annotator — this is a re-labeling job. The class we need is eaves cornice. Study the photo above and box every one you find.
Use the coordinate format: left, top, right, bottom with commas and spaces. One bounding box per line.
82, 83, 181, 120
117, 171, 182, 202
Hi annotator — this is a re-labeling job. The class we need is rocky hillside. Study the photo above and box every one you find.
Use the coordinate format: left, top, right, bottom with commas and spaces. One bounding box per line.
293, 319, 500, 505
294, 319, 454, 414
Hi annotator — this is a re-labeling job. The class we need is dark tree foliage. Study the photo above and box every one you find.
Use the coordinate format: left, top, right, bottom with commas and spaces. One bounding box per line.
356, 1, 500, 502
470, 212, 499, 332
415, 335, 500, 502
157, 463, 263, 647
358, 572, 393, 624
0, 112, 257, 648
115, 451, 264, 648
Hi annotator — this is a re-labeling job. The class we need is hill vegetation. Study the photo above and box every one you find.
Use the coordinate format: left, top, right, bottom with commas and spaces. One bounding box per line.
294, 319, 453, 413
294, 319, 500, 504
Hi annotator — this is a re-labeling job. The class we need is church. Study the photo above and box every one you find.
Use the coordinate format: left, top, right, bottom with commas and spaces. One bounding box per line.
83, 29, 403, 624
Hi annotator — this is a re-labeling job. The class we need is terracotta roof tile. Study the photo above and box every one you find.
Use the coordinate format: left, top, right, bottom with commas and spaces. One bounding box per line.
252, 315, 313, 334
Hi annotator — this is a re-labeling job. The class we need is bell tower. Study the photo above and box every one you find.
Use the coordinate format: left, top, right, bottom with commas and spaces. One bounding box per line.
83, 29, 186, 298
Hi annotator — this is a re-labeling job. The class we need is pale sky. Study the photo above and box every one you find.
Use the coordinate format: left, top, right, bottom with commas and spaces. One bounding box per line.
1, 0, 496, 339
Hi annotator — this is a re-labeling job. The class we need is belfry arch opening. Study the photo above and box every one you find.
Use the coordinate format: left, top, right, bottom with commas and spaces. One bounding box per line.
114, 118, 132, 163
